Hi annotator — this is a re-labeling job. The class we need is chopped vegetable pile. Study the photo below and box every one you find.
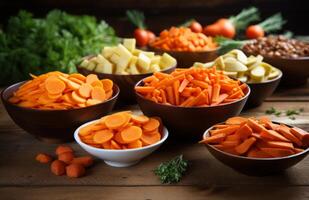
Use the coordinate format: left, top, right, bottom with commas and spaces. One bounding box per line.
195, 49, 281, 83
79, 38, 176, 74
135, 67, 248, 107
200, 116, 309, 158
79, 111, 162, 149
154, 155, 188, 184
9, 71, 114, 110
150, 27, 217, 52
0, 10, 119, 85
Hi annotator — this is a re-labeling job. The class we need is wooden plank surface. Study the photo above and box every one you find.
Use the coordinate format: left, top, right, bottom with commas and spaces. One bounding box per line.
0, 84, 309, 199
1, 186, 309, 200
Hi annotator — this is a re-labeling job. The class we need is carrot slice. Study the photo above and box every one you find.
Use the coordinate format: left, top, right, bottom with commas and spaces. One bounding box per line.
78, 83, 93, 98
209, 125, 239, 136
264, 141, 294, 150
105, 113, 128, 129
199, 133, 226, 144
226, 117, 248, 125
260, 129, 290, 142
86, 74, 99, 85
71, 91, 86, 103
277, 125, 302, 147
111, 140, 122, 150
91, 87, 106, 101
247, 147, 272, 158
120, 126, 142, 143
235, 124, 253, 140
128, 140, 143, 149
101, 79, 113, 91
290, 127, 308, 140
86, 99, 102, 106
141, 132, 161, 145
143, 118, 160, 132
131, 115, 149, 124
45, 76, 66, 94
235, 137, 256, 155
93, 129, 114, 144
102, 141, 112, 149
91, 80, 103, 88
247, 119, 266, 132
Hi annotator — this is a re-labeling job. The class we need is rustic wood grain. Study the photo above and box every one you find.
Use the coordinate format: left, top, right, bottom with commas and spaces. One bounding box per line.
1, 186, 309, 200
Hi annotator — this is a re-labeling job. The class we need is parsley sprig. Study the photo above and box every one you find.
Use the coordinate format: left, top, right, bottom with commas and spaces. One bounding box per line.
154, 155, 188, 184
265, 107, 304, 120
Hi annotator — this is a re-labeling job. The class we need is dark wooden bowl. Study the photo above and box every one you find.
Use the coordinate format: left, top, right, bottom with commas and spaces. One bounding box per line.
245, 69, 282, 109
1, 81, 119, 143
203, 122, 309, 176
77, 65, 175, 104
148, 46, 218, 68
135, 80, 250, 141
243, 49, 309, 86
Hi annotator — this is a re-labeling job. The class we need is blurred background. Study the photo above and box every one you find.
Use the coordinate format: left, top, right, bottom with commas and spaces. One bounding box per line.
1, 0, 308, 37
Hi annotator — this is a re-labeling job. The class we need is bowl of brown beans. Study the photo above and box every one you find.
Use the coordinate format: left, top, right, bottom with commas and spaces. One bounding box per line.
242, 36, 309, 86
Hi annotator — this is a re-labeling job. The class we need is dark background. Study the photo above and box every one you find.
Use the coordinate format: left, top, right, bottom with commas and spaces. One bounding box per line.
0, 0, 308, 37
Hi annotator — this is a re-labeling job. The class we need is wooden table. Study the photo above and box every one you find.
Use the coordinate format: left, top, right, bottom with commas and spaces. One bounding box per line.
1, 83, 309, 200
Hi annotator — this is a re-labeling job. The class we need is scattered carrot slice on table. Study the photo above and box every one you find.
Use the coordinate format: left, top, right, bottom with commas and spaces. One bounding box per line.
200, 116, 309, 158
135, 67, 248, 107
8, 71, 114, 110
78, 111, 163, 150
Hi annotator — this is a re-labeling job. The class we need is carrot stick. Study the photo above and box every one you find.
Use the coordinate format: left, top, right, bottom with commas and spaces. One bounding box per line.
173, 80, 180, 105
199, 133, 226, 144
235, 137, 256, 155
211, 84, 220, 104
166, 86, 175, 105
178, 79, 189, 93
260, 129, 290, 142
277, 125, 302, 147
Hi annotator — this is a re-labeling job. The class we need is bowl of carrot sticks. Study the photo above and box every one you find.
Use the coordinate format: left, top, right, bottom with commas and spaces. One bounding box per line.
149, 27, 218, 68
200, 116, 309, 175
135, 67, 250, 140
1, 71, 119, 143
74, 111, 168, 167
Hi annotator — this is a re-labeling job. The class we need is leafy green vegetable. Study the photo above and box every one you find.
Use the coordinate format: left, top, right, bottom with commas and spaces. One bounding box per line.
154, 155, 188, 184
0, 10, 119, 85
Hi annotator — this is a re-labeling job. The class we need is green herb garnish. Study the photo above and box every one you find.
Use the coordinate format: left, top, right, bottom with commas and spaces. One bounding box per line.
265, 107, 282, 117
265, 107, 304, 120
154, 155, 188, 184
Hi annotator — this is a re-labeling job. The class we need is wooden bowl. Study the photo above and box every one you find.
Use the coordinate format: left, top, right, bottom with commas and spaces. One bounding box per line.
243, 49, 309, 86
203, 122, 309, 176
245, 69, 283, 109
148, 46, 218, 68
1, 81, 119, 143
77, 65, 175, 104
135, 80, 250, 141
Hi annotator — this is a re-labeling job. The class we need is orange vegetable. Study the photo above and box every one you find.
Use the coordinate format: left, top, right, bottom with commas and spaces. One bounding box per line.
71, 156, 94, 167
55, 145, 73, 155
200, 116, 308, 158
150, 27, 217, 52
36, 153, 53, 164
136, 67, 247, 107
58, 152, 74, 164
9, 72, 114, 110
50, 160, 66, 176
79, 111, 163, 150
66, 164, 86, 178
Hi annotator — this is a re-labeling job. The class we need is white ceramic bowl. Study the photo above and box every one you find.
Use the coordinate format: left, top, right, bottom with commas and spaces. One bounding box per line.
74, 119, 169, 167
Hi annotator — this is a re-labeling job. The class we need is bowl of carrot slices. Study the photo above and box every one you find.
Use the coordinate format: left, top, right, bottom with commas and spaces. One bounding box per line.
201, 116, 309, 175
149, 27, 218, 68
1, 71, 119, 143
135, 67, 250, 140
74, 111, 168, 167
